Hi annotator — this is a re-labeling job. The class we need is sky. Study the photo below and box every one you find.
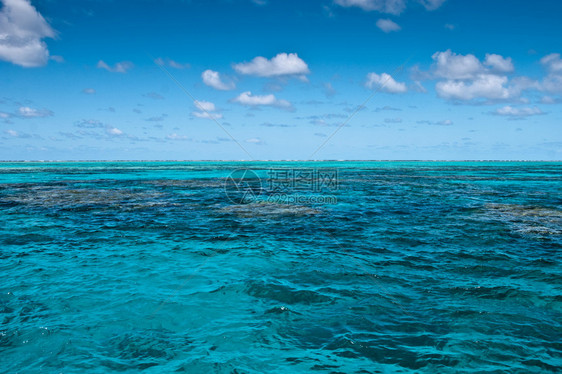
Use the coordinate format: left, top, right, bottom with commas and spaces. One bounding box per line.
0, 0, 561, 160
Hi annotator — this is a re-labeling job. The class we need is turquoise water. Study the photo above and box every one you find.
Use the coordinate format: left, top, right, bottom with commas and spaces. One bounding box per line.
0, 161, 561, 373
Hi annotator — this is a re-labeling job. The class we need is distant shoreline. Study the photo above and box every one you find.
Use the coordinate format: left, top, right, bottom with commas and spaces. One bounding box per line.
0, 160, 561, 163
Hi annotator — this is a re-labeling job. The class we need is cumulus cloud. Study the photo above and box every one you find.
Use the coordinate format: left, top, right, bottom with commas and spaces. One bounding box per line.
233, 53, 310, 78
97, 60, 133, 73
376, 18, 401, 32
192, 100, 223, 119
431, 51, 562, 101
0, 0, 55, 67
365, 72, 407, 93
202, 69, 235, 90
430, 50, 523, 102
435, 74, 514, 100
484, 53, 514, 73
194, 100, 216, 112
232, 91, 292, 109
493, 105, 543, 118
432, 50, 483, 80
433, 50, 515, 79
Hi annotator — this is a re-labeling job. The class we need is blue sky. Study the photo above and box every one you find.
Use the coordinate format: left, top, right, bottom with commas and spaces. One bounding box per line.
0, 0, 561, 160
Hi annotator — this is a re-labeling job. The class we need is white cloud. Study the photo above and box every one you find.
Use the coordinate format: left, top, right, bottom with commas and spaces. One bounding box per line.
433, 50, 514, 79
536, 53, 562, 93
418, 0, 447, 10
5, 129, 17, 136
540, 95, 562, 104
245, 137, 264, 145
435, 74, 515, 100
484, 53, 514, 73
376, 18, 401, 32
50, 55, 63, 63
194, 100, 216, 112
427, 51, 562, 102
82, 88, 96, 94
155, 57, 190, 69
192, 100, 223, 119
540, 74, 562, 93
202, 69, 235, 90
168, 60, 188, 69
540, 53, 562, 73
193, 111, 223, 119
365, 72, 407, 93
0, 0, 55, 67
444, 23, 455, 30
432, 50, 483, 80
233, 91, 292, 109
18, 106, 52, 118
417, 119, 453, 126
234, 92, 275, 105
334, 0, 406, 15
430, 50, 524, 102
334, 0, 446, 14
107, 127, 123, 136
166, 133, 190, 140
494, 105, 543, 117
97, 60, 133, 73
233, 52, 310, 78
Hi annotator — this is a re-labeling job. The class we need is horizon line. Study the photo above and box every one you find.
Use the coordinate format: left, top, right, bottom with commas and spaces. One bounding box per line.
1, 159, 561, 163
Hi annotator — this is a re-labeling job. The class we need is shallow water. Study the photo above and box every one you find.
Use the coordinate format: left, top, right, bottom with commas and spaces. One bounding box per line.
0, 161, 561, 373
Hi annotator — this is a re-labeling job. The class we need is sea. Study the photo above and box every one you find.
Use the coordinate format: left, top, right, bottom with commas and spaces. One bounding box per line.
0, 161, 560, 373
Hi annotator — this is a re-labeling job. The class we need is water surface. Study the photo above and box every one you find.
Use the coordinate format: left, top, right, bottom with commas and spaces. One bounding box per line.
1, 161, 561, 373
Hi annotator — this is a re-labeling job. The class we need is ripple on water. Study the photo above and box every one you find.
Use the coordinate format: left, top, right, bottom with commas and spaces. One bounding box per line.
1, 162, 561, 373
